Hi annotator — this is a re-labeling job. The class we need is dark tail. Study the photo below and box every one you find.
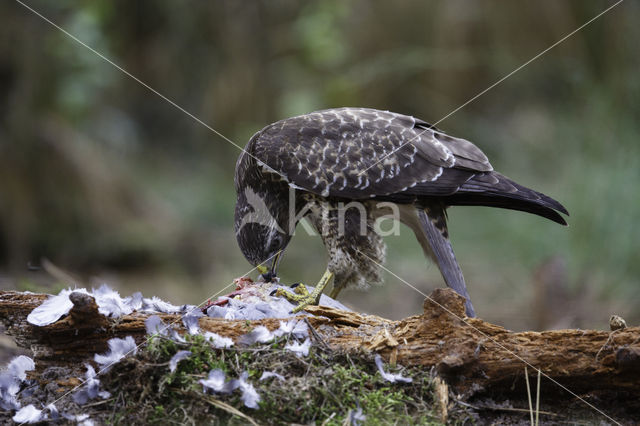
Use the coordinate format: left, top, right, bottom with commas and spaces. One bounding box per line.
444, 172, 569, 225
417, 207, 476, 317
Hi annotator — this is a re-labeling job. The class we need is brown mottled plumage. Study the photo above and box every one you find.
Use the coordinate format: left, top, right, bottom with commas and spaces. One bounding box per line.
234, 108, 568, 317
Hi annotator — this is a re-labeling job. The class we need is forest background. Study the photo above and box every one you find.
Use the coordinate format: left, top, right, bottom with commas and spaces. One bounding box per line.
1, 0, 638, 333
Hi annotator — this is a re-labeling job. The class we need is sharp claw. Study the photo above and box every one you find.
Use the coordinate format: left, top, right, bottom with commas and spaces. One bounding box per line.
293, 284, 309, 295
271, 270, 333, 313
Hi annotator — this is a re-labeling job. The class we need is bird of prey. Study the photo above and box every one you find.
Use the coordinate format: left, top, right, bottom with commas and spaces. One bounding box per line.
234, 108, 568, 317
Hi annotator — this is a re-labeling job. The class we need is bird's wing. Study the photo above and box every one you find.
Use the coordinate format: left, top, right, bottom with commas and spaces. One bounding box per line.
251, 107, 492, 199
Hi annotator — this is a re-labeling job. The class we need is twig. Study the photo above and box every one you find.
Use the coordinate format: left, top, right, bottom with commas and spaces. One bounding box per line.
109, 391, 123, 421
82, 397, 116, 408
455, 400, 559, 417
304, 317, 331, 350
342, 409, 351, 426
177, 390, 259, 426
525, 366, 534, 425
320, 412, 336, 426
536, 368, 541, 426
41, 258, 82, 286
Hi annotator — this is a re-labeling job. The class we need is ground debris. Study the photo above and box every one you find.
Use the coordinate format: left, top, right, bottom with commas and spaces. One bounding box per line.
0, 286, 639, 424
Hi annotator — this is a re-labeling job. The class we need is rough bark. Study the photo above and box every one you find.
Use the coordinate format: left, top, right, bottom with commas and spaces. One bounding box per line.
1, 288, 639, 397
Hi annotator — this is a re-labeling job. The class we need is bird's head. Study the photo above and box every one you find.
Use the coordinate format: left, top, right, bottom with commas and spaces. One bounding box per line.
234, 162, 294, 282
235, 222, 291, 282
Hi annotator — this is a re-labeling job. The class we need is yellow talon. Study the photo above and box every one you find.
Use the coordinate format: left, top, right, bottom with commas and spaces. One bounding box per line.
274, 270, 334, 313
293, 284, 309, 296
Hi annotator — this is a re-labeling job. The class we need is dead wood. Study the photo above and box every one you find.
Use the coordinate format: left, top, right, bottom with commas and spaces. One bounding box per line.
1, 288, 639, 397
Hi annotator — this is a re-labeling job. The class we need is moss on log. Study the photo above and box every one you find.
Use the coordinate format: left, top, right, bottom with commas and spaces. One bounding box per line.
1, 288, 639, 399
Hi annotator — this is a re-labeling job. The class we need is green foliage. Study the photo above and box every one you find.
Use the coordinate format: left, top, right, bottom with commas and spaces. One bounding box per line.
2, 1, 638, 328
100, 335, 463, 425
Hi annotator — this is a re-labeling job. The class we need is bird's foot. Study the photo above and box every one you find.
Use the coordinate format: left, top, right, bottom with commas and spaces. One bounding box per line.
273, 285, 320, 313
272, 270, 334, 313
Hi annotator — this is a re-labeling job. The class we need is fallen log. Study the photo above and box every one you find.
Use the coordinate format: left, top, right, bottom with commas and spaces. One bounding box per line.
1, 288, 639, 398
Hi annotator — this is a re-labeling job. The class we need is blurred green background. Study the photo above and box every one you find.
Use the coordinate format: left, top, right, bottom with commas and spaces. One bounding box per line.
1, 0, 638, 331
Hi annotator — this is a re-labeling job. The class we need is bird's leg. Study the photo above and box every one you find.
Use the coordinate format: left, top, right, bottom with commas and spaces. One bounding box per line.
274, 269, 334, 313
328, 284, 343, 299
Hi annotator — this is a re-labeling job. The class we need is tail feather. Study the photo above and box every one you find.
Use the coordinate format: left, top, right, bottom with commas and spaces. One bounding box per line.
445, 172, 568, 225
417, 207, 476, 317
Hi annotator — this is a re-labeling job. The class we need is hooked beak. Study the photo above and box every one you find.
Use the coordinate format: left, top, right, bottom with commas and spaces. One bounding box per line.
257, 250, 283, 282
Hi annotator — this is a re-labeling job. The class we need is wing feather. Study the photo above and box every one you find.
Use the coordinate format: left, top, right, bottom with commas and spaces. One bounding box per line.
251, 108, 491, 199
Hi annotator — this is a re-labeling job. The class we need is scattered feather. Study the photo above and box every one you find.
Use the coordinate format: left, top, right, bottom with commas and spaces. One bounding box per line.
169, 329, 187, 343
26, 288, 78, 326
182, 311, 203, 335
285, 338, 311, 357
145, 315, 165, 335
259, 371, 285, 381
374, 354, 412, 383
27, 283, 302, 329
203, 332, 234, 348
94, 336, 137, 369
62, 413, 90, 422
204, 282, 353, 320
46, 403, 59, 420
141, 296, 182, 314
92, 284, 134, 317
231, 372, 261, 409
274, 319, 308, 339
199, 369, 234, 394
8, 355, 35, 381
206, 304, 229, 318
125, 292, 143, 311
351, 407, 366, 425
199, 369, 260, 407
145, 315, 185, 342
73, 365, 111, 405
27, 285, 140, 326
0, 355, 36, 410
12, 404, 43, 423
207, 297, 298, 320
0, 373, 20, 410
169, 351, 192, 373
239, 326, 274, 345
